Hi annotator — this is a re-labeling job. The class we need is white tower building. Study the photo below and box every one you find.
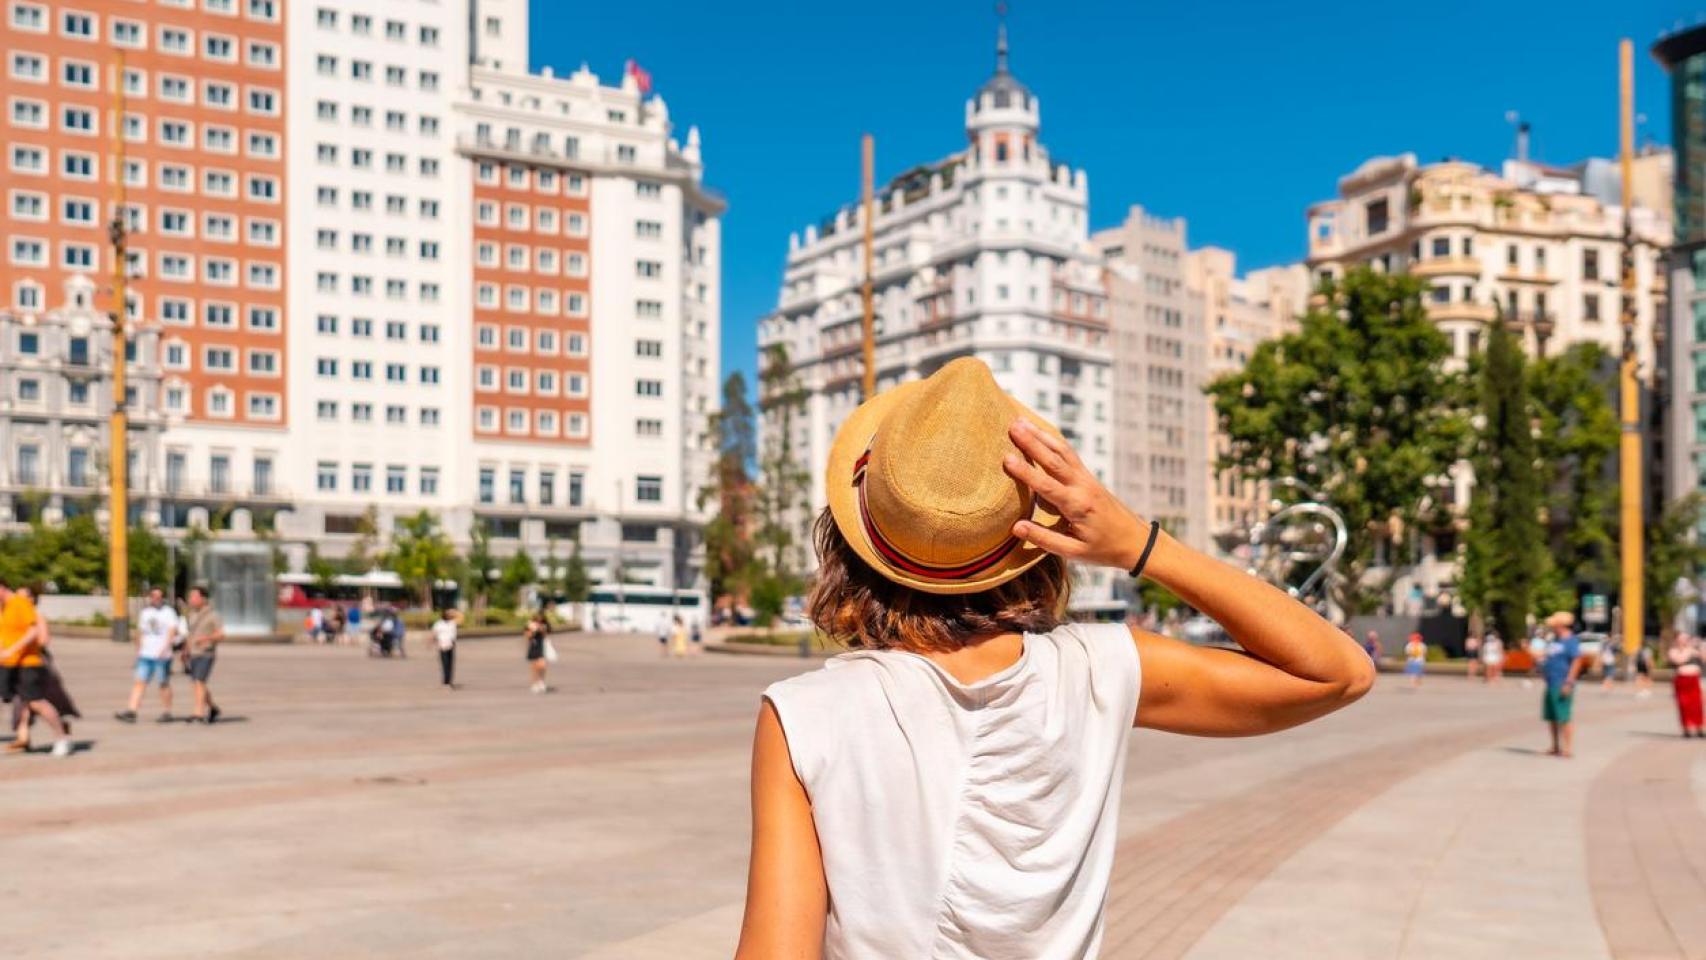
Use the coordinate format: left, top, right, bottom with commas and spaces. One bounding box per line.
758, 28, 1118, 610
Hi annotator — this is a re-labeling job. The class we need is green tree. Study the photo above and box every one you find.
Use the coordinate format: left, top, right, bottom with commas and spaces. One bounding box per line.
561, 539, 591, 604
386, 510, 457, 608
1208, 267, 1466, 616
345, 505, 382, 573
702, 371, 759, 603
494, 550, 537, 611
1646, 493, 1706, 635
127, 524, 172, 592
755, 345, 812, 607
306, 543, 340, 597
29, 513, 108, 594
1530, 343, 1619, 593
1460, 318, 1546, 642
463, 522, 496, 611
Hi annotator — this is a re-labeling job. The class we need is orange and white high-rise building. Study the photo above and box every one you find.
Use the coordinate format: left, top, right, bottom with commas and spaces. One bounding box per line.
0, 0, 722, 592
4, 0, 288, 528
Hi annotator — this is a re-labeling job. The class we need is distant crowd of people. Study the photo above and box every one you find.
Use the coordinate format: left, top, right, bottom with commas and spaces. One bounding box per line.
1357, 613, 1706, 746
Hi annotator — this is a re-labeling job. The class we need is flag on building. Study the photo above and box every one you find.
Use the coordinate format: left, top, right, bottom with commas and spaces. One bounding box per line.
625, 59, 653, 96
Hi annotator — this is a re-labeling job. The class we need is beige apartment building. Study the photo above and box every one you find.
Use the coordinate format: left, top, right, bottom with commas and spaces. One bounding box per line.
1305, 152, 1670, 367
1095, 206, 1210, 553
1303, 149, 1671, 610
1185, 249, 1310, 549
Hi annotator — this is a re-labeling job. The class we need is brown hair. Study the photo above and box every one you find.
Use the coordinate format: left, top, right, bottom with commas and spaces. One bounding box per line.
806, 508, 1070, 653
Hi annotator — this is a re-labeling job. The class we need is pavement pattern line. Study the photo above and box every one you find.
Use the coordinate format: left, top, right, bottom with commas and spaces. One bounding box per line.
1585, 738, 1706, 960
1101, 700, 1654, 960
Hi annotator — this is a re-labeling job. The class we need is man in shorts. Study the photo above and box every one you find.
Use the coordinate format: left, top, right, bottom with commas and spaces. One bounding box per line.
115, 588, 178, 723
183, 586, 225, 724
1541, 611, 1591, 758
0, 577, 71, 757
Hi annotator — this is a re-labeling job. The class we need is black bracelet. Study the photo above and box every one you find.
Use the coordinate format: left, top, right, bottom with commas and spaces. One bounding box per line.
1129, 521, 1161, 580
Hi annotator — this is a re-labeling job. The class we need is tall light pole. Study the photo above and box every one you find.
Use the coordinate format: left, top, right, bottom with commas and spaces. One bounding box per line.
860, 134, 876, 401
1617, 38, 1645, 654
108, 51, 131, 644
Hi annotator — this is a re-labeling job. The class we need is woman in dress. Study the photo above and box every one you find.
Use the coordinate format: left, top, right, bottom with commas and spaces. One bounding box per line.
734, 359, 1374, 959
1481, 631, 1505, 685
1667, 633, 1704, 737
1404, 632, 1427, 688
524, 613, 550, 694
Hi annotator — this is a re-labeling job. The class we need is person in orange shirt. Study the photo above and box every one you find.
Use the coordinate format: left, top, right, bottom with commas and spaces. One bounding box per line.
0, 577, 70, 757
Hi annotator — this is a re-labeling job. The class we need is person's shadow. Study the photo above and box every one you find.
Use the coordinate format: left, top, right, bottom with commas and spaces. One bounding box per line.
1499, 745, 1554, 757
16, 739, 98, 755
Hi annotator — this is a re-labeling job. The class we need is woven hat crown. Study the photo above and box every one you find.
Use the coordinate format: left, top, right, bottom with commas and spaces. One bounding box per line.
862, 358, 1031, 567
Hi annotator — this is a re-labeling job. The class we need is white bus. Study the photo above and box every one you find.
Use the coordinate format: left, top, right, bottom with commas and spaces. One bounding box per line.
576, 585, 708, 635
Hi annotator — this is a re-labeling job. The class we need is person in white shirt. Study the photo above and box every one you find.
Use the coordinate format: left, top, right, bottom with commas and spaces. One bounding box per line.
432, 609, 460, 690
115, 588, 178, 723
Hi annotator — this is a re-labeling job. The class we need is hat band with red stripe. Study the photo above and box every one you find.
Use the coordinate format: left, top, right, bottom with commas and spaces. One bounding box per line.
852, 449, 1021, 582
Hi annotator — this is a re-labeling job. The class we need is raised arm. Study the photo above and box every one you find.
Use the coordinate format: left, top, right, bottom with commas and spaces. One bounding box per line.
1003, 419, 1375, 737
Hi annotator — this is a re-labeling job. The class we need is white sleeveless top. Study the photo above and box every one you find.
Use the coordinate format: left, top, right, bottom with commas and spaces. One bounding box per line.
763, 622, 1140, 960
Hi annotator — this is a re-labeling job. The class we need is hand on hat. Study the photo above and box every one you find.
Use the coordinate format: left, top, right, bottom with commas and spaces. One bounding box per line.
1003, 418, 1151, 572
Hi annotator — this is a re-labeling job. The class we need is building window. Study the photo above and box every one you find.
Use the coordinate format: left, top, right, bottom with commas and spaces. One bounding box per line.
636, 475, 663, 503
509, 470, 525, 504
352, 463, 372, 493
420, 467, 439, 496
1584, 293, 1600, 322
479, 468, 494, 503
1364, 198, 1389, 235
386, 466, 405, 494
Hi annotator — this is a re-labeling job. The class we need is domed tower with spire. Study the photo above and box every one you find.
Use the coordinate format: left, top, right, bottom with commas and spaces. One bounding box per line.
965, 18, 1041, 170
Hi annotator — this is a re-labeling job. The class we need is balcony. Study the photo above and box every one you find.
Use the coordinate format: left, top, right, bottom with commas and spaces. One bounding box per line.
1425, 301, 1497, 323
1410, 256, 1482, 278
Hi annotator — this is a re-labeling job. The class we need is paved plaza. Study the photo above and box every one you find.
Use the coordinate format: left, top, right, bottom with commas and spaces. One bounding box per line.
3, 633, 1703, 959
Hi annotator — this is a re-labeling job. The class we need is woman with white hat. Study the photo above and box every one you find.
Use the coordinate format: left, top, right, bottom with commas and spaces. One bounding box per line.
735, 358, 1375, 959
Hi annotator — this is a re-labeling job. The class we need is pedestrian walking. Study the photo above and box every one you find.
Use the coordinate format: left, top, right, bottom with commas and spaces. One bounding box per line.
1667, 633, 1704, 737
1481, 631, 1505, 685
11, 585, 79, 746
1634, 642, 1655, 697
1403, 633, 1426, 688
1599, 639, 1619, 689
1466, 633, 1482, 680
669, 615, 688, 658
525, 613, 550, 693
1540, 611, 1590, 758
655, 617, 669, 657
183, 586, 225, 725
691, 619, 703, 653
1360, 629, 1382, 664
734, 358, 1373, 958
115, 587, 178, 723
432, 608, 460, 689
326, 605, 346, 645
0, 577, 72, 757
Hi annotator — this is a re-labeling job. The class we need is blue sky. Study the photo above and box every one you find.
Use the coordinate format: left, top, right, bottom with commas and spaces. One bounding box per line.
532, 0, 1680, 389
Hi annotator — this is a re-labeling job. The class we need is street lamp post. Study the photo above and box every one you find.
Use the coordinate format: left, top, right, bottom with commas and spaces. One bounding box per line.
107, 51, 131, 644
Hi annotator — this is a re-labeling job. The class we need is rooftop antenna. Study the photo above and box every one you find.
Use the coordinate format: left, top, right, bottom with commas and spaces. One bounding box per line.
995, 1, 1009, 73
1504, 110, 1530, 163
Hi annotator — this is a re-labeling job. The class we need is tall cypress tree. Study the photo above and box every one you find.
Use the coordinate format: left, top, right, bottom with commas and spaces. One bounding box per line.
1462, 317, 1545, 641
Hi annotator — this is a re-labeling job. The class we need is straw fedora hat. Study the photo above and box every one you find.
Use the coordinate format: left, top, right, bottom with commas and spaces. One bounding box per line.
1544, 610, 1575, 632
824, 357, 1061, 595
